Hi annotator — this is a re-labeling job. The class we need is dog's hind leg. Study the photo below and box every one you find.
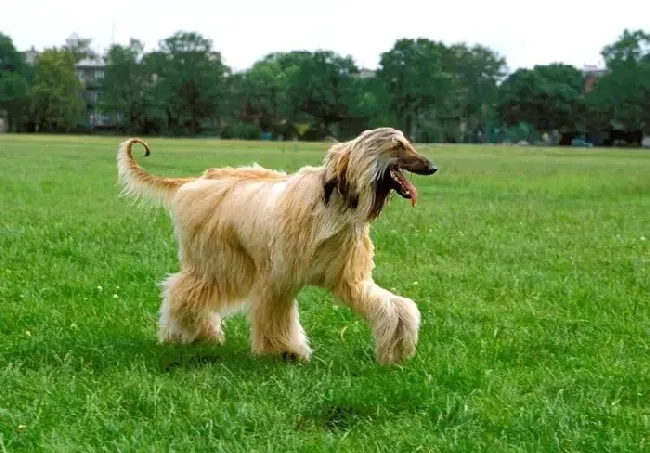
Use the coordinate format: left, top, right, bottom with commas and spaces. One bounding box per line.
158, 270, 225, 345
247, 290, 312, 362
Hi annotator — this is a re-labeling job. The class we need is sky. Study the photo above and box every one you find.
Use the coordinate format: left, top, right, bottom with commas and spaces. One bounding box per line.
2, 0, 649, 72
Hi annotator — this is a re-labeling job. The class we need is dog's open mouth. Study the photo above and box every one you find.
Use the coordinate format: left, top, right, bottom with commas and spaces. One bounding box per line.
388, 166, 418, 207
375, 156, 437, 211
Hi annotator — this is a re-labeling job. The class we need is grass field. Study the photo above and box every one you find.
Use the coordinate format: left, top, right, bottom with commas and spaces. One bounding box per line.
1, 134, 649, 452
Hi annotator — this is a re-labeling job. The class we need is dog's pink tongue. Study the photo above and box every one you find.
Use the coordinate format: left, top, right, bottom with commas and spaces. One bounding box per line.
400, 177, 418, 207
407, 181, 418, 207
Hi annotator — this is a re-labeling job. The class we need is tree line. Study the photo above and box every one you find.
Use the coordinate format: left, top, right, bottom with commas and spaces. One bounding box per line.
0, 28, 649, 145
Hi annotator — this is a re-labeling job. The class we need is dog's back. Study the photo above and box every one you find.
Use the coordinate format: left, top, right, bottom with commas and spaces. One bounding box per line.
200, 165, 287, 183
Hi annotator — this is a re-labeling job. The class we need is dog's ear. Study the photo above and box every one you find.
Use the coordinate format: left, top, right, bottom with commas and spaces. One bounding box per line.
391, 134, 409, 150
323, 147, 359, 208
323, 178, 337, 205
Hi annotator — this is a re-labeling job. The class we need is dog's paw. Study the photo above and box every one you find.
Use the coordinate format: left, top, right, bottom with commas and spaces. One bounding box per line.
275, 340, 313, 363
253, 341, 312, 363
374, 297, 421, 365
194, 316, 226, 345
194, 329, 226, 345
158, 324, 187, 344
281, 348, 312, 363
158, 323, 225, 345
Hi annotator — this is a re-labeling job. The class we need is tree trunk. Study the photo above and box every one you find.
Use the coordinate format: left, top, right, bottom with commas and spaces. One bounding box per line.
409, 110, 418, 142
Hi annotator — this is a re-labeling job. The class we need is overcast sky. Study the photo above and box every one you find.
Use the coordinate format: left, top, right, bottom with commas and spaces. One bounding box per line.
2, 0, 648, 72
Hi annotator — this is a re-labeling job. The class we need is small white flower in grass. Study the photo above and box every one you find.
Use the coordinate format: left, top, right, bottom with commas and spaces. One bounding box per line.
96, 285, 103, 291
641, 236, 647, 241
70, 323, 78, 329
25, 331, 31, 338
413, 281, 419, 286
18, 424, 26, 431
116, 285, 120, 289
112, 294, 119, 299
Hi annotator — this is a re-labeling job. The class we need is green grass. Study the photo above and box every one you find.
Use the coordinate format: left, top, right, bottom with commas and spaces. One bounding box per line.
1, 134, 649, 452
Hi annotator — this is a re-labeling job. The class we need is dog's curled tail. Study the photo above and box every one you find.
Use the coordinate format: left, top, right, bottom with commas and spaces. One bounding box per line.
117, 138, 190, 206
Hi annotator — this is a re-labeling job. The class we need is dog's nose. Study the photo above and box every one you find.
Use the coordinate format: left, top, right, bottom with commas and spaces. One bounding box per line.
426, 160, 438, 175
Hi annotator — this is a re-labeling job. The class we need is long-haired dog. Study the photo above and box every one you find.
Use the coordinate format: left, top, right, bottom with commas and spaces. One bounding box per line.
117, 128, 437, 365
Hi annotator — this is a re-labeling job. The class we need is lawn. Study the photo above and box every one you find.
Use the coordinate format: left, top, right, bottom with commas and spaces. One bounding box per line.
0, 134, 648, 452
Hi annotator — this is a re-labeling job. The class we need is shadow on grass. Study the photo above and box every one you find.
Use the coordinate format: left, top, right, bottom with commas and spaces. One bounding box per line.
3, 326, 369, 376
4, 328, 482, 433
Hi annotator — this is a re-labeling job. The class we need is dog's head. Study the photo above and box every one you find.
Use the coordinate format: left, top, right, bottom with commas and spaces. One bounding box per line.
323, 127, 437, 220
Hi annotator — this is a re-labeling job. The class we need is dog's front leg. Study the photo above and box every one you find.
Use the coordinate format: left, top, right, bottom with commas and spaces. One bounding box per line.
248, 292, 312, 363
333, 279, 420, 365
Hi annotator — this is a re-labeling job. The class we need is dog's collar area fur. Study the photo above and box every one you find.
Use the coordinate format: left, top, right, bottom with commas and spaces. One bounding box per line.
322, 173, 359, 210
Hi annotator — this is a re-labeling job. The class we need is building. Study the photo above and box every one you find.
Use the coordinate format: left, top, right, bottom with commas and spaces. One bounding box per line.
583, 65, 607, 93
20, 34, 110, 128
354, 68, 376, 79
76, 55, 109, 128
21, 34, 223, 130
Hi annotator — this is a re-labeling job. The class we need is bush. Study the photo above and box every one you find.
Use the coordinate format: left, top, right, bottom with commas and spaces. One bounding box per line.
220, 121, 261, 140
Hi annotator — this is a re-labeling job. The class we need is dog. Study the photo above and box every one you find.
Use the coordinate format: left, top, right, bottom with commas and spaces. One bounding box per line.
116, 128, 438, 365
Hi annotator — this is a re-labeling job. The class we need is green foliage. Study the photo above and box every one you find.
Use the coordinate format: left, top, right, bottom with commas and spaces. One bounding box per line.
601, 28, 650, 70
496, 64, 586, 133
1, 27, 650, 142
0, 32, 26, 73
1, 135, 649, 451
586, 29, 650, 134
234, 57, 290, 131
0, 70, 29, 132
0, 33, 30, 131
376, 38, 507, 142
378, 38, 454, 138
446, 43, 507, 138
147, 31, 230, 135
29, 48, 84, 132
348, 76, 398, 129
283, 51, 360, 131
220, 119, 261, 140
100, 39, 150, 133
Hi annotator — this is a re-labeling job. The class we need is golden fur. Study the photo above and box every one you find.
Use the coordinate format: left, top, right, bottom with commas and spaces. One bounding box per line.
116, 128, 437, 365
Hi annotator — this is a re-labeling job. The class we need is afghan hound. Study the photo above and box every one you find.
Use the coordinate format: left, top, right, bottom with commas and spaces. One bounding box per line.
116, 128, 438, 365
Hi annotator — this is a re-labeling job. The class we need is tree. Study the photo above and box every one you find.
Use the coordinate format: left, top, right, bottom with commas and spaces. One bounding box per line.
378, 39, 458, 140
238, 56, 290, 131
30, 48, 84, 132
287, 51, 360, 135
601, 28, 650, 70
496, 64, 586, 139
0, 33, 26, 73
0, 33, 30, 131
149, 31, 230, 135
347, 75, 397, 132
586, 29, 650, 139
101, 39, 151, 133
253, 51, 359, 137
443, 43, 507, 141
